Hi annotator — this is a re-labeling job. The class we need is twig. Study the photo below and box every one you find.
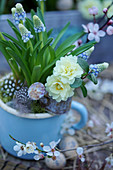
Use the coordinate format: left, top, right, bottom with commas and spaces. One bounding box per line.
60, 139, 113, 153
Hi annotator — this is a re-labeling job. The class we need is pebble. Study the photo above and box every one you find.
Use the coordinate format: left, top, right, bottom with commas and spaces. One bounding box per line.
59, 136, 78, 160
45, 153, 66, 169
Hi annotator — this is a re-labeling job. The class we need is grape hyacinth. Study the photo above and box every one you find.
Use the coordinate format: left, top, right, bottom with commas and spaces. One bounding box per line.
78, 46, 94, 61
89, 62, 109, 77
33, 15, 46, 33
11, 3, 26, 25
19, 24, 33, 43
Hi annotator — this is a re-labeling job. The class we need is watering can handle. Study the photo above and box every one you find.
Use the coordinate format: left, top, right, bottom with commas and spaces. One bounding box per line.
71, 101, 88, 130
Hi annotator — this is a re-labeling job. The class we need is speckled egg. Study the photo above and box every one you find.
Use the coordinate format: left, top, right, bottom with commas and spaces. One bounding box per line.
45, 153, 66, 169
59, 136, 78, 160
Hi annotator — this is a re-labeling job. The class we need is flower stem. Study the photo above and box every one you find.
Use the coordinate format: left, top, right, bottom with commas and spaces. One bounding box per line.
40, 1, 45, 17
39, 32, 43, 49
100, 15, 113, 30
9, 135, 25, 145
27, 40, 33, 53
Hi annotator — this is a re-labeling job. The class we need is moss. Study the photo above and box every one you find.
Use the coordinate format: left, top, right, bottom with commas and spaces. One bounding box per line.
31, 101, 46, 113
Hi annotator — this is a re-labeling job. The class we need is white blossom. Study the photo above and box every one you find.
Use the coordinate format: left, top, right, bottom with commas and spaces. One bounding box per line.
82, 23, 105, 42
105, 154, 113, 168
105, 122, 113, 137
13, 142, 26, 157
76, 147, 85, 162
34, 150, 44, 160
26, 141, 37, 154
43, 140, 60, 158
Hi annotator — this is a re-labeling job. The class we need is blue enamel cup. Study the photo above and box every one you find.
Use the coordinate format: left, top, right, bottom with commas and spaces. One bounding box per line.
0, 99, 88, 160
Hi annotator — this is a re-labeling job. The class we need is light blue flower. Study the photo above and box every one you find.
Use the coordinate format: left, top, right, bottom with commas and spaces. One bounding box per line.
33, 15, 46, 33
78, 52, 89, 61
89, 62, 109, 77
11, 3, 26, 25
78, 46, 94, 61
19, 24, 33, 43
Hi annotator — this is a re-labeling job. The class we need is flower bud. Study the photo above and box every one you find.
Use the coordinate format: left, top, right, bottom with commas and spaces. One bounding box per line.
11, 7, 16, 17
33, 15, 46, 33
107, 20, 113, 25
88, 6, 98, 16
103, 8, 108, 14
15, 3, 24, 13
19, 24, 33, 43
40, 143, 44, 147
28, 82, 45, 100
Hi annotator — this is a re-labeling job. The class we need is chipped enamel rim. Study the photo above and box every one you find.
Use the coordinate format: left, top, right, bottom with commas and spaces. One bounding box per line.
0, 73, 55, 119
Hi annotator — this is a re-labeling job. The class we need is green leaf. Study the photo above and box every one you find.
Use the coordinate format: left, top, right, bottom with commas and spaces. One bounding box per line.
25, 18, 36, 36
37, 7, 45, 25
57, 45, 75, 59
56, 31, 85, 56
6, 47, 31, 86
31, 9, 36, 20
31, 65, 41, 83
48, 45, 56, 63
32, 41, 42, 57
2, 32, 26, 51
8, 58, 20, 79
7, 20, 23, 44
36, 38, 53, 66
71, 41, 96, 56
47, 28, 53, 37
70, 78, 83, 88
80, 84, 87, 97
77, 58, 89, 72
52, 22, 70, 49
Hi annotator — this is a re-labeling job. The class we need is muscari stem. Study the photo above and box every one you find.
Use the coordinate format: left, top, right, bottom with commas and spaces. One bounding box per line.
40, 0, 44, 17
27, 40, 33, 53
39, 32, 43, 48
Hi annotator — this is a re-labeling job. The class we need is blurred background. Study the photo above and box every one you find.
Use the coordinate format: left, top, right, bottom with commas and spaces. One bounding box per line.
0, 0, 113, 73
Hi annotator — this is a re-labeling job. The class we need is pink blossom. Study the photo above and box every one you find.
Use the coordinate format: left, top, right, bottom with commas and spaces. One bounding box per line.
106, 26, 113, 35
82, 23, 105, 42
88, 6, 98, 16
103, 8, 108, 14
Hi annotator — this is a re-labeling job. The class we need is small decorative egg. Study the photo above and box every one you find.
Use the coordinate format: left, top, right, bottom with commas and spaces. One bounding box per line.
59, 136, 78, 160
45, 153, 66, 169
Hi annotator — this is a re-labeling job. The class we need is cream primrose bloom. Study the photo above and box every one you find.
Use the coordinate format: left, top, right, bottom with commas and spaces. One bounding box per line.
78, 0, 102, 19
45, 75, 74, 102
103, 0, 113, 18
53, 55, 83, 84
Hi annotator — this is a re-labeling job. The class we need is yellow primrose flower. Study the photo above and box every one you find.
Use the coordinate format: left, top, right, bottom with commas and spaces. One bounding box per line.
53, 55, 83, 84
103, 0, 113, 18
77, 0, 102, 20
45, 75, 74, 102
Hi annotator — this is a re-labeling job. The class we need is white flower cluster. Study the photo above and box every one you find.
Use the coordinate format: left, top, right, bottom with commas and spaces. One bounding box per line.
45, 55, 83, 102
13, 139, 60, 160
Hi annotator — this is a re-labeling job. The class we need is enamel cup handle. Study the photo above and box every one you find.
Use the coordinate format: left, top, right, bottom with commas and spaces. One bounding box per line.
71, 101, 88, 130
